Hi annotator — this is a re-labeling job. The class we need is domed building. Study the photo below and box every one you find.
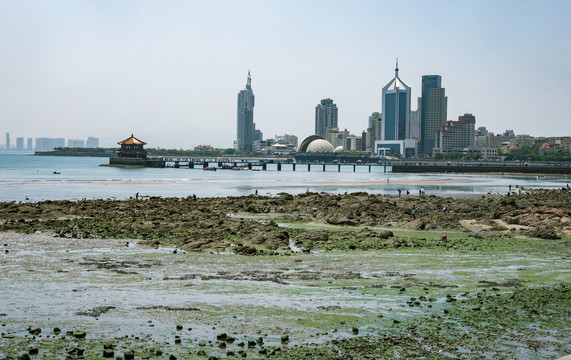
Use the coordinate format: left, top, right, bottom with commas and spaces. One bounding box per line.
295, 134, 373, 164
306, 139, 334, 153
297, 135, 334, 153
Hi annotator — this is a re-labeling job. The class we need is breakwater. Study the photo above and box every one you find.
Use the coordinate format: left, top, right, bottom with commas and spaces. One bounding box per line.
392, 163, 571, 175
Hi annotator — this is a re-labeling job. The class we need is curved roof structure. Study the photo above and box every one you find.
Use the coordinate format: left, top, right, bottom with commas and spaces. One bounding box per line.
117, 134, 147, 145
306, 139, 334, 153
333, 146, 344, 154
298, 135, 326, 152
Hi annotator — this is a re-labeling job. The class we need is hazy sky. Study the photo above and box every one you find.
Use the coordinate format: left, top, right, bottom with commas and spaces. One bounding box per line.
1, 0, 570, 149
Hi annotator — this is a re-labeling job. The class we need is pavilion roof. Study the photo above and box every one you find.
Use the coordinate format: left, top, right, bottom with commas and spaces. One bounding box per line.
118, 134, 147, 145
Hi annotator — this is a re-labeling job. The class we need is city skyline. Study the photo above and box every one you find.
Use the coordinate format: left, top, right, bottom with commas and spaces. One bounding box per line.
1, 1, 570, 149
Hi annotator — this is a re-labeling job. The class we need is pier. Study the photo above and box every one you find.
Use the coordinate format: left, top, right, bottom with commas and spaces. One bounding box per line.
147, 157, 390, 172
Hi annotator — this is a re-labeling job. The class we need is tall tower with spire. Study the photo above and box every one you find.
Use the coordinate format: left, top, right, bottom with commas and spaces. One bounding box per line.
236, 71, 255, 152
381, 59, 411, 141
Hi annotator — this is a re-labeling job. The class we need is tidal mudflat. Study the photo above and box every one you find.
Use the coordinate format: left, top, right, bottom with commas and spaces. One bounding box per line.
0, 190, 570, 359
1, 230, 569, 359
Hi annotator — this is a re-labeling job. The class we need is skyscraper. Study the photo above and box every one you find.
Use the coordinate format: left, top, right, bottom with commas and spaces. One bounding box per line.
16, 137, 24, 150
236, 71, 255, 152
315, 98, 338, 138
5, 132, 10, 150
419, 75, 447, 154
381, 60, 410, 141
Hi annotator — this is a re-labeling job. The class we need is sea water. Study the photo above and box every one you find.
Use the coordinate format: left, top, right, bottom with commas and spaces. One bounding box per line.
0, 152, 568, 202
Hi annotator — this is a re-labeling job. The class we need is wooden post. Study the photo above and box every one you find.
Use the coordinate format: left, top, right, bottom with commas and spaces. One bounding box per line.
353, 165, 356, 172
263, 163, 267, 170
293, 163, 296, 171
308, 164, 311, 171
323, 164, 326, 172
277, 163, 281, 171
338, 164, 341, 172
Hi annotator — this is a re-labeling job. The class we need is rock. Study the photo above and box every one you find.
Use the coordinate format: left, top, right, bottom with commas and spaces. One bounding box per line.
73, 331, 86, 338
352, 327, 359, 334
176, 324, 183, 331
378, 230, 394, 239
28, 348, 38, 355
216, 332, 227, 341
124, 350, 135, 360
281, 334, 289, 343
225, 335, 235, 343
28, 328, 41, 336
103, 349, 114, 358
18, 353, 30, 360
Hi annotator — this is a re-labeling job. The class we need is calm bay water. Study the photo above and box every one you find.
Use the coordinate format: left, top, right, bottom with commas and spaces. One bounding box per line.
0, 152, 568, 202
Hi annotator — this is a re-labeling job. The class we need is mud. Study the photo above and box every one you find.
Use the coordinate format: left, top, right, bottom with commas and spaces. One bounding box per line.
1, 229, 570, 359
0, 189, 570, 358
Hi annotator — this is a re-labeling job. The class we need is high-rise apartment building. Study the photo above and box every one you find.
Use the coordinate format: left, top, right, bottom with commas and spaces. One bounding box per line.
369, 112, 382, 145
5, 132, 10, 150
68, 139, 85, 148
35, 138, 65, 151
86, 137, 99, 148
434, 113, 476, 153
315, 98, 338, 138
419, 75, 447, 154
27, 138, 33, 150
16, 137, 24, 150
236, 71, 255, 152
381, 61, 410, 141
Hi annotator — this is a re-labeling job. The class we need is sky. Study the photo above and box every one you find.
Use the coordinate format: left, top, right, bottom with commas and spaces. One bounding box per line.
1, 0, 570, 149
